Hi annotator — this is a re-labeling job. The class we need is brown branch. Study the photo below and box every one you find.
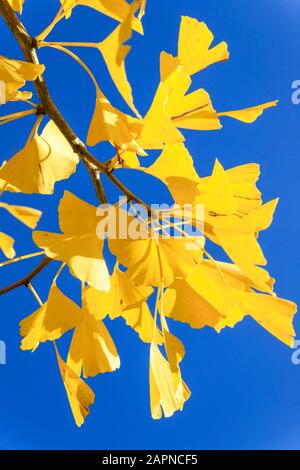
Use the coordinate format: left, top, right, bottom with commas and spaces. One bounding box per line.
86, 166, 107, 204
0, 0, 152, 296
0, 257, 52, 295
0, 0, 149, 209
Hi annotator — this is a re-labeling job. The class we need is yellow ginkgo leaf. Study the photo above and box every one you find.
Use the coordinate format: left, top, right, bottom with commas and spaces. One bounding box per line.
237, 291, 297, 347
55, 344, 95, 427
140, 142, 200, 205
163, 263, 244, 331
121, 301, 163, 344
212, 199, 278, 291
33, 190, 111, 290
218, 101, 278, 123
7, 0, 25, 13
161, 316, 190, 411
33, 231, 110, 291
0, 231, 15, 259
149, 340, 190, 419
109, 266, 153, 318
82, 265, 153, 318
98, 1, 141, 115
176, 100, 277, 129
196, 160, 262, 222
109, 233, 202, 287
161, 61, 221, 131
199, 162, 262, 216
157, 54, 277, 132
177, 16, 229, 75
163, 260, 297, 347
198, 159, 237, 216
0, 55, 44, 92
159, 51, 180, 82
67, 288, 120, 378
87, 90, 144, 153
209, 260, 297, 347
58, 190, 98, 235
20, 284, 83, 351
135, 79, 184, 150
0, 120, 79, 194
4, 83, 32, 102
0, 202, 41, 229
61, 0, 143, 33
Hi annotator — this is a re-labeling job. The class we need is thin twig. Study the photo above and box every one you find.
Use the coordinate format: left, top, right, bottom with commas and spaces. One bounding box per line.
0, 257, 52, 296
0, 0, 146, 208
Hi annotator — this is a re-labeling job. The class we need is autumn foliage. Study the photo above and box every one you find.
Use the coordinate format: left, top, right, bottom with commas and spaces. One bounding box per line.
0, 0, 297, 426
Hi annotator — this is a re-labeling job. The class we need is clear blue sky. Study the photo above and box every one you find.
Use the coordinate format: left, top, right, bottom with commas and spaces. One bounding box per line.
0, 0, 300, 450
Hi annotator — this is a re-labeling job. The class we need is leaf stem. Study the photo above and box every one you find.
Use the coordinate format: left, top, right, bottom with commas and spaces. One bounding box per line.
0, 250, 44, 268
26, 281, 43, 306
36, 7, 65, 41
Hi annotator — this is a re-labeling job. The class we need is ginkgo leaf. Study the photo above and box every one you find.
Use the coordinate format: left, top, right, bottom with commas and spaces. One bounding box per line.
20, 284, 82, 351
67, 288, 120, 378
196, 159, 262, 220
4, 83, 32, 102
121, 301, 163, 344
0, 120, 79, 194
199, 159, 237, 216
0, 202, 41, 229
238, 291, 297, 347
0, 165, 24, 192
61, 0, 143, 33
97, 1, 141, 115
163, 263, 244, 331
82, 264, 159, 343
55, 344, 95, 427
163, 260, 297, 347
161, 60, 221, 131
140, 142, 200, 204
87, 89, 144, 153
161, 317, 190, 411
109, 234, 202, 287
82, 265, 153, 318
109, 266, 153, 317
0, 231, 15, 259
157, 54, 277, 132
149, 340, 190, 419
33, 191, 111, 291
159, 51, 180, 82
7, 0, 25, 13
218, 101, 278, 123
177, 16, 229, 75
33, 231, 110, 291
135, 80, 184, 150
58, 190, 98, 235
67, 315, 120, 378
0, 55, 44, 90
199, 162, 262, 215
212, 199, 278, 291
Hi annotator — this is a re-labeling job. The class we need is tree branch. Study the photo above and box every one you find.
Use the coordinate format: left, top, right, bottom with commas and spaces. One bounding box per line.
0, 0, 149, 209
0, 256, 52, 295
0, 0, 152, 296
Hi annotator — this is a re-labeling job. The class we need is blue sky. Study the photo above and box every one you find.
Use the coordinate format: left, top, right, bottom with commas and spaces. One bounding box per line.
0, 0, 300, 450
